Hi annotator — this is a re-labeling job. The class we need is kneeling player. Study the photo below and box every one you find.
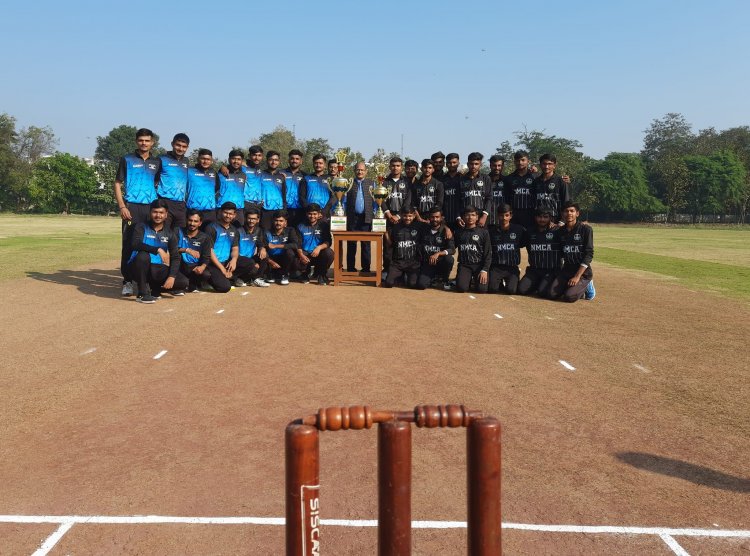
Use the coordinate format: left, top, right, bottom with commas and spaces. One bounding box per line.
548, 202, 593, 302
235, 207, 270, 287
128, 199, 188, 303
205, 202, 240, 293
454, 206, 491, 293
488, 204, 526, 294
178, 209, 212, 292
518, 208, 561, 296
417, 206, 454, 290
266, 210, 301, 285
296, 204, 334, 285
383, 206, 422, 288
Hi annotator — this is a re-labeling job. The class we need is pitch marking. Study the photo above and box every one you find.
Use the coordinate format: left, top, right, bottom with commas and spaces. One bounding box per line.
242, 292, 249, 296
509, 296, 517, 301
216, 309, 225, 314
80, 348, 96, 355
32, 522, 74, 556
659, 533, 690, 555
153, 350, 168, 360
545, 316, 554, 320
633, 364, 651, 373
494, 314, 503, 319
559, 360, 576, 371
469, 295, 476, 299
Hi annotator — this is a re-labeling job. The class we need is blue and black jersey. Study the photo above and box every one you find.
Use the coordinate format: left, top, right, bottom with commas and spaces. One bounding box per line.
238, 225, 266, 258
186, 166, 218, 210
299, 174, 331, 210
243, 165, 264, 205
455, 226, 492, 270
261, 171, 286, 211
297, 221, 332, 253
128, 222, 180, 276
177, 228, 212, 265
217, 170, 246, 209
157, 151, 189, 202
488, 223, 527, 267
389, 221, 424, 262
265, 227, 299, 256
116, 152, 161, 204
281, 168, 304, 209
205, 222, 239, 264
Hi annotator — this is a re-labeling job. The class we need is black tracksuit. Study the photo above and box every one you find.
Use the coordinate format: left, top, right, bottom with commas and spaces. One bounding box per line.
454, 226, 492, 293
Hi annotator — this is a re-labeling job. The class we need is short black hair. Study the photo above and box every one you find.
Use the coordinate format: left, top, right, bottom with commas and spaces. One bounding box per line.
539, 153, 556, 164
467, 152, 483, 162
273, 209, 288, 220
513, 150, 529, 160
186, 209, 202, 219
246, 206, 261, 216
428, 206, 442, 215
266, 150, 280, 159
312, 153, 326, 163
421, 158, 434, 168
229, 149, 244, 159
288, 149, 304, 158
489, 155, 505, 164
405, 159, 418, 168
446, 152, 459, 161
306, 203, 322, 212
150, 199, 169, 210
497, 203, 512, 214
462, 205, 478, 215
562, 201, 580, 212
172, 133, 190, 144
431, 151, 445, 161
136, 128, 154, 139
399, 205, 416, 215
248, 145, 263, 155
198, 148, 212, 157
389, 156, 403, 165
220, 201, 237, 211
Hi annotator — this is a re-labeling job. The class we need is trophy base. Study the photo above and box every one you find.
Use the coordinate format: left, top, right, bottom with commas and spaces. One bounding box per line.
330, 215, 347, 231
371, 218, 387, 233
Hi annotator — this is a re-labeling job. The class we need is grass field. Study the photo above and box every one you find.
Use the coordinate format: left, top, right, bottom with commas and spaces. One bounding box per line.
1, 215, 749, 298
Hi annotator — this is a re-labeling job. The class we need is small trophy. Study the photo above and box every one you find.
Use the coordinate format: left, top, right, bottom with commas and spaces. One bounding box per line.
328, 150, 353, 231
369, 162, 390, 233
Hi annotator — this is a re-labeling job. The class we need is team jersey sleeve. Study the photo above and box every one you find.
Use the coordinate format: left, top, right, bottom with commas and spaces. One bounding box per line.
116, 157, 127, 184
230, 228, 240, 249
167, 232, 180, 277
320, 223, 332, 247
435, 181, 444, 210
582, 225, 594, 267
131, 223, 159, 254
481, 229, 492, 272
299, 178, 308, 208
482, 179, 492, 214
153, 157, 162, 187
286, 228, 299, 251
199, 235, 212, 265
444, 226, 456, 255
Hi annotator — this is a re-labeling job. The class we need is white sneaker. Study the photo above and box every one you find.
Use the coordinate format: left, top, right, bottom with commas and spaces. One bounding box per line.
234, 278, 247, 287
280, 275, 290, 285
253, 278, 270, 288
121, 281, 134, 296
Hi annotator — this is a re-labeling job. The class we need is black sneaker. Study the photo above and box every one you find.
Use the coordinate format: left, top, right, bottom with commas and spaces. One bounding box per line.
172, 290, 186, 296
137, 294, 157, 304
317, 275, 329, 286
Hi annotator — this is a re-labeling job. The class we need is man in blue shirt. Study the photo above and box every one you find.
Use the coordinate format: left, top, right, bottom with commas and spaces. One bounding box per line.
157, 133, 190, 230
217, 149, 247, 226
299, 154, 333, 217
260, 150, 287, 230
265, 210, 300, 285
235, 207, 270, 287
204, 202, 241, 293
114, 128, 161, 296
281, 149, 305, 228
296, 204, 334, 285
345, 162, 375, 273
177, 209, 212, 292
186, 148, 218, 226
243, 145, 265, 213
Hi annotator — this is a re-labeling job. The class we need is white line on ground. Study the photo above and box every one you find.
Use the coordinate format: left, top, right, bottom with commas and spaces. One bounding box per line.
242, 292, 249, 296
32, 522, 74, 556
1, 516, 748, 538
545, 316, 554, 320
216, 309, 225, 314
153, 350, 168, 360
494, 314, 503, 319
469, 295, 476, 299
659, 533, 690, 555
559, 360, 576, 371
509, 296, 517, 301
80, 348, 96, 355
633, 364, 651, 373
163, 308, 174, 313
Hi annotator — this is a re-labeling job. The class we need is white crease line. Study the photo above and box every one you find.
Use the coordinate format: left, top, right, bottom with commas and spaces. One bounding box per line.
559, 360, 576, 371
216, 309, 225, 314
242, 292, 249, 296
153, 350, 168, 360
633, 364, 651, 373
163, 308, 175, 313
80, 348, 96, 355
468, 295, 476, 299
494, 314, 503, 319
659, 533, 690, 555
1, 516, 749, 537
509, 296, 517, 301
545, 316, 554, 320
32, 522, 74, 556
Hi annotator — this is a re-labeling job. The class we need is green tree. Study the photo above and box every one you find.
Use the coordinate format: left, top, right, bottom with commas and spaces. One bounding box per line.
12, 125, 57, 163
301, 137, 333, 173
251, 125, 300, 161
28, 153, 101, 214
684, 150, 747, 222
583, 153, 664, 219
0, 113, 22, 210
95, 125, 161, 164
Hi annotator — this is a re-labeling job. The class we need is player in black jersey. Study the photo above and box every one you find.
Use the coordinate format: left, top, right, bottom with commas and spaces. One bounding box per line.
204, 202, 240, 293
488, 204, 527, 295
383, 206, 423, 288
404, 160, 419, 188
296, 204, 334, 285
413, 159, 443, 223
518, 207, 562, 296
458, 152, 491, 228
177, 209, 213, 292
453, 206, 491, 293
416, 206, 455, 290
440, 153, 462, 232
505, 150, 536, 230
485, 155, 508, 227
266, 210, 301, 285
548, 202, 594, 302
234, 207, 270, 287
533, 154, 571, 223
431, 151, 447, 181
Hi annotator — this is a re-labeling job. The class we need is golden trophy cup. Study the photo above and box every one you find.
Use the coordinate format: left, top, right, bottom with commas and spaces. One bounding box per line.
328, 150, 353, 231
369, 162, 390, 232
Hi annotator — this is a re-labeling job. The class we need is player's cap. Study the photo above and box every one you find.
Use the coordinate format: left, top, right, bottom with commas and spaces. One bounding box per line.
220, 201, 237, 211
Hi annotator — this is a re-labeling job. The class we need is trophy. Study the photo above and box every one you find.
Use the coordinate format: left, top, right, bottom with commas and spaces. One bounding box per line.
328, 150, 353, 231
369, 163, 390, 232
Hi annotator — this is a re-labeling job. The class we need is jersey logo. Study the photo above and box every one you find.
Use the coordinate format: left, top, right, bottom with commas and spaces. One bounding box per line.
548, 183, 555, 190
148, 164, 157, 170
410, 229, 418, 236
574, 233, 581, 241
546, 232, 554, 239
526, 178, 533, 185
472, 234, 479, 241
510, 233, 517, 240
477, 180, 484, 186
429, 186, 434, 193
436, 236, 442, 244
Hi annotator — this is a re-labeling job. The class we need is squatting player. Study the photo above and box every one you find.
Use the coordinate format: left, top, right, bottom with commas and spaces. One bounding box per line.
518, 207, 561, 296
296, 204, 334, 285
488, 204, 527, 295
177, 209, 212, 292
204, 202, 240, 293
417, 206, 455, 290
383, 206, 423, 289
548, 201, 594, 302
454, 206, 492, 293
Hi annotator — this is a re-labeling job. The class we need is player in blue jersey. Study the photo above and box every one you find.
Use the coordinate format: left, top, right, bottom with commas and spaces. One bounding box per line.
265, 210, 300, 285
204, 202, 240, 293
216, 149, 247, 226
157, 133, 190, 230
296, 203, 334, 285
299, 154, 333, 216
127, 199, 187, 303
114, 128, 162, 296
260, 150, 287, 230
243, 145, 265, 213
282, 149, 305, 227
235, 207, 270, 287
177, 209, 213, 292
186, 148, 218, 226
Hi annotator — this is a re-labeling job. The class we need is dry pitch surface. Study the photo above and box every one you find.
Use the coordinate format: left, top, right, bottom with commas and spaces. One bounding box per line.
1, 254, 748, 555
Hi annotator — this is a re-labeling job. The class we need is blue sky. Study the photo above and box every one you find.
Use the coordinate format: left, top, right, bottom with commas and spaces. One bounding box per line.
2, 0, 748, 162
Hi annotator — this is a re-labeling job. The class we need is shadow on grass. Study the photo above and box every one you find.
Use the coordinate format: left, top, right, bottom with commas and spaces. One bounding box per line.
616, 452, 750, 493
27, 268, 123, 299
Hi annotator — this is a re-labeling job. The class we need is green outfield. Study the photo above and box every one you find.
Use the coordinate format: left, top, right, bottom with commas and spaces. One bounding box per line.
1, 215, 748, 298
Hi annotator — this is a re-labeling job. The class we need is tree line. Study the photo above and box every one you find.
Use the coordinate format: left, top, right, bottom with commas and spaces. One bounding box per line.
0, 112, 748, 223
